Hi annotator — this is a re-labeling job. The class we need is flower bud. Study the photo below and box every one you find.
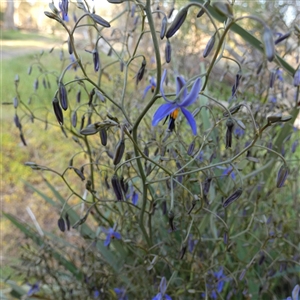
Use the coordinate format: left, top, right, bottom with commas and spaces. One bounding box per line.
71, 111, 77, 127
136, 58, 146, 85
223, 104, 242, 117
160, 16, 167, 39
293, 69, 300, 86
166, 7, 188, 38
89, 13, 110, 27
28, 66, 32, 75
263, 28, 275, 62
274, 32, 290, 45
223, 188, 243, 208
52, 97, 63, 125
165, 39, 172, 63
187, 140, 195, 156
99, 128, 107, 146
14, 114, 22, 130
203, 34, 215, 58
93, 49, 100, 72
113, 139, 125, 165
267, 113, 282, 124
168, 210, 176, 231
67, 37, 73, 54
65, 213, 71, 230
33, 78, 39, 91
58, 217, 66, 232
269, 69, 276, 88
76, 89, 81, 103
59, 82, 68, 110
276, 165, 288, 188
179, 243, 187, 259
74, 168, 85, 181
203, 177, 212, 196
13, 97, 18, 109
225, 118, 234, 148
111, 174, 123, 201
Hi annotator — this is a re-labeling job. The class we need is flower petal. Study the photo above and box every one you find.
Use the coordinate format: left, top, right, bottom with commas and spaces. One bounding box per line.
152, 103, 176, 126
114, 232, 122, 240
180, 78, 201, 107
104, 235, 111, 246
142, 85, 152, 99
176, 76, 187, 101
181, 107, 197, 135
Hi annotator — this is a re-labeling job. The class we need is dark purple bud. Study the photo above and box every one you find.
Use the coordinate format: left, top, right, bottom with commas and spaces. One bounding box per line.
166, 7, 188, 38
256, 63, 263, 75
59, 82, 68, 110
213, 2, 234, 18
293, 69, 300, 86
269, 69, 276, 88
168, 210, 176, 231
168, 7, 175, 19
267, 113, 282, 124
203, 34, 215, 57
187, 140, 195, 156
68, 37, 73, 54
74, 168, 85, 181
179, 243, 187, 259
136, 58, 146, 85
120, 60, 124, 72
20, 133, 27, 146
223, 188, 243, 208
226, 118, 234, 148
65, 213, 70, 230
42, 77, 47, 89
80, 115, 85, 131
165, 39, 172, 63
197, 1, 209, 18
88, 88, 95, 106
161, 200, 167, 215
223, 232, 228, 245
291, 140, 299, 153
223, 104, 242, 117
143, 145, 149, 157
258, 252, 265, 265
111, 174, 123, 201
33, 78, 39, 91
104, 175, 110, 189
76, 89, 81, 103
113, 140, 125, 165
99, 128, 107, 146
93, 49, 100, 72
274, 32, 290, 44
160, 16, 167, 39
28, 66, 32, 75
14, 114, 22, 129
276, 165, 288, 188
263, 28, 275, 62
52, 97, 63, 125
71, 111, 77, 127
120, 176, 128, 194
58, 217, 66, 232
203, 177, 212, 196
107, 47, 113, 56
89, 13, 110, 27
156, 5, 161, 19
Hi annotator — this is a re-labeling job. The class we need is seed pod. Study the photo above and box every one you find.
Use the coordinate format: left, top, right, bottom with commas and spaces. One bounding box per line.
111, 174, 123, 201
166, 7, 188, 38
160, 16, 167, 39
263, 27, 275, 62
165, 39, 172, 63
59, 82, 68, 110
276, 165, 288, 188
187, 140, 195, 156
113, 140, 125, 165
93, 49, 100, 72
99, 128, 107, 146
274, 32, 290, 44
267, 113, 282, 124
65, 213, 71, 230
225, 118, 234, 148
89, 13, 110, 27
71, 111, 77, 127
52, 97, 63, 125
58, 217, 66, 232
203, 34, 215, 57
223, 188, 243, 208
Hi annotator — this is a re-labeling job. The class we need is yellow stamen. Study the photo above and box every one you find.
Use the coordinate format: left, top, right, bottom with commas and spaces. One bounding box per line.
170, 108, 179, 119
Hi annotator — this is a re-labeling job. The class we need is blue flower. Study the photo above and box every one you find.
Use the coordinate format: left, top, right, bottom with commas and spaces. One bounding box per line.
269, 96, 277, 103
218, 166, 236, 180
126, 185, 139, 205
203, 268, 226, 300
93, 289, 100, 298
152, 277, 172, 300
284, 284, 299, 300
152, 70, 201, 135
102, 227, 121, 246
114, 288, 128, 300
234, 127, 244, 138
27, 282, 40, 296
59, 0, 69, 21
143, 77, 157, 99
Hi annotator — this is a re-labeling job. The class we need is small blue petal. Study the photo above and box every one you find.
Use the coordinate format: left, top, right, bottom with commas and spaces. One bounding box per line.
132, 191, 138, 205
176, 76, 187, 101
165, 294, 172, 300
181, 107, 197, 135
143, 85, 152, 99
180, 77, 201, 107
152, 103, 176, 126
114, 232, 122, 240
104, 235, 111, 247
159, 277, 167, 295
